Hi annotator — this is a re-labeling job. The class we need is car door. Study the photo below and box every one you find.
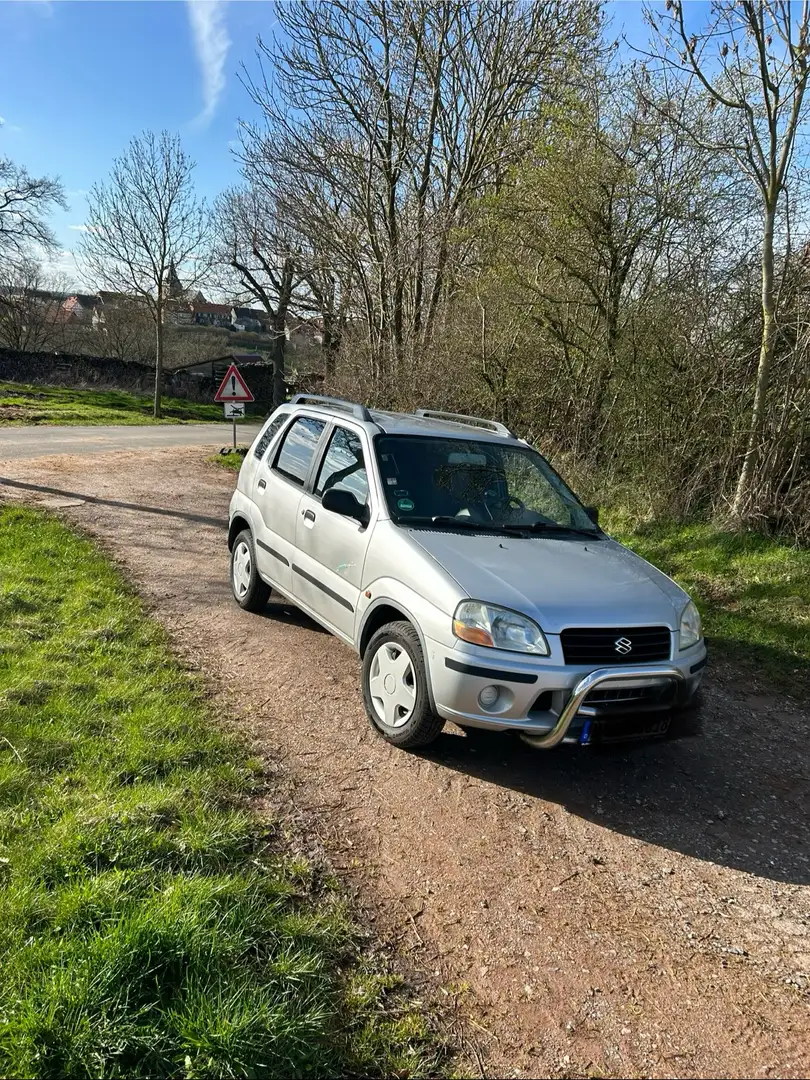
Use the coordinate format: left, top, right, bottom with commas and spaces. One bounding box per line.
252, 414, 327, 596
293, 423, 374, 641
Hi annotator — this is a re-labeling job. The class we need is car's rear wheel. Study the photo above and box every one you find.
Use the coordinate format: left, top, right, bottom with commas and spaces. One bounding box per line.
362, 621, 444, 748
230, 529, 271, 612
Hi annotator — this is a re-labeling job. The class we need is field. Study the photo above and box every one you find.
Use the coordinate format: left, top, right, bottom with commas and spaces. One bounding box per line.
0, 382, 231, 426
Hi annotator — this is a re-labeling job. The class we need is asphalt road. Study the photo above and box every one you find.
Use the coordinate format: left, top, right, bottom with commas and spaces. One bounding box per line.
0, 423, 263, 461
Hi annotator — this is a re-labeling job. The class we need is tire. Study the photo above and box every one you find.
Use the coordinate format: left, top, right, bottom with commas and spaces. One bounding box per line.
362, 621, 444, 748
230, 529, 271, 613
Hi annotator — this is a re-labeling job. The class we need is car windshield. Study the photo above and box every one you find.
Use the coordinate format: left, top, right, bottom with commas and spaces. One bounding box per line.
374, 435, 597, 534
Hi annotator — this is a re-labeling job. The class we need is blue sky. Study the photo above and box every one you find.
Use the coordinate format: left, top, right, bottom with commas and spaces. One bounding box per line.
0, 0, 654, 288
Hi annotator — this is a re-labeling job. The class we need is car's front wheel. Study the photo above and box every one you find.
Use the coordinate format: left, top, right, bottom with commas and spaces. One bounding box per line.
230, 529, 271, 613
362, 621, 444, 748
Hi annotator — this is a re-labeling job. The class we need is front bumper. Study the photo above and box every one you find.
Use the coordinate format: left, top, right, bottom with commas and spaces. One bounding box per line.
427, 637, 706, 748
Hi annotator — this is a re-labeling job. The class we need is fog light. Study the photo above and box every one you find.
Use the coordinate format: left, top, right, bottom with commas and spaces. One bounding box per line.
478, 685, 499, 709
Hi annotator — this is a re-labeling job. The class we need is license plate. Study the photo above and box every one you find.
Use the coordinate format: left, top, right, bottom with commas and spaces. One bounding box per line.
591, 714, 671, 744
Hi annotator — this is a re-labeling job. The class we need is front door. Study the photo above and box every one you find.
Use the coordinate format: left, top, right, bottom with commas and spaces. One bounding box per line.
252, 414, 327, 595
293, 424, 374, 641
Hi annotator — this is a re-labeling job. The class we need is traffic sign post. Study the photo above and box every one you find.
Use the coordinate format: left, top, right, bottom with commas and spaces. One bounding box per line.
214, 363, 254, 449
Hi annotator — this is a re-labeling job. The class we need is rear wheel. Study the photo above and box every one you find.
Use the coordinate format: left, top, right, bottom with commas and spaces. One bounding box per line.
230, 529, 271, 613
362, 621, 444, 748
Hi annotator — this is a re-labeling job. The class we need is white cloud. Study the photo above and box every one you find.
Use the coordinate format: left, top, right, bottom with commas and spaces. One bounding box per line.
68, 224, 91, 232
0, 115, 23, 133
187, 0, 230, 127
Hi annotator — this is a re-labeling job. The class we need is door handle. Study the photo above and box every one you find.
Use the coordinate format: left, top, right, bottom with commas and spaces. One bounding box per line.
302, 508, 316, 522
258, 479, 266, 490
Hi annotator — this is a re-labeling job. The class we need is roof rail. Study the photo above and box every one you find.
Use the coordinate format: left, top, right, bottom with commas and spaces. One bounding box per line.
414, 408, 517, 439
289, 393, 374, 423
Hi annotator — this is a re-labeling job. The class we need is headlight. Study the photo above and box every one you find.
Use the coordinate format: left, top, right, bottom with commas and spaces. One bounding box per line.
679, 600, 702, 650
453, 601, 549, 655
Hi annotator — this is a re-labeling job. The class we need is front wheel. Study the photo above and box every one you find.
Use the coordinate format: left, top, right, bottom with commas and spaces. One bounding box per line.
230, 529, 271, 613
362, 621, 444, 748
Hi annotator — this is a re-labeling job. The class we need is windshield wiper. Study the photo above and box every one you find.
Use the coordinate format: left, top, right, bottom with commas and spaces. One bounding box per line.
524, 522, 600, 538
401, 515, 525, 537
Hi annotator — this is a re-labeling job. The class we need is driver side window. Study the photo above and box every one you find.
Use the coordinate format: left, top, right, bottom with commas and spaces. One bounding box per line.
315, 427, 369, 506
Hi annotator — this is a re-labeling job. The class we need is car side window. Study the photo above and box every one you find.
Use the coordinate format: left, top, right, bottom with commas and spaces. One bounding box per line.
315, 427, 369, 506
253, 412, 289, 460
273, 416, 326, 486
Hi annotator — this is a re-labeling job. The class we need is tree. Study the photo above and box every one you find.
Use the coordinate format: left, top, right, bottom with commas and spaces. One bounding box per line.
214, 187, 303, 408
0, 258, 67, 351
92, 295, 156, 364
0, 157, 66, 266
647, 0, 810, 523
240, 0, 601, 391
79, 131, 209, 417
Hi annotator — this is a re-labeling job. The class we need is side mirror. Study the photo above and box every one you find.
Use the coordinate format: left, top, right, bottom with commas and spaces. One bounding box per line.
584, 505, 600, 526
322, 487, 368, 524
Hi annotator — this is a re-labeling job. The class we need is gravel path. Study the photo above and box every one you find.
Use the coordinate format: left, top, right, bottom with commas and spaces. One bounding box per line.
2, 446, 808, 1079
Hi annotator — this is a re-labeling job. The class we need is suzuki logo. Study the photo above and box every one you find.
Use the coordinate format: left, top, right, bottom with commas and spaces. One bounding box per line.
614, 636, 633, 655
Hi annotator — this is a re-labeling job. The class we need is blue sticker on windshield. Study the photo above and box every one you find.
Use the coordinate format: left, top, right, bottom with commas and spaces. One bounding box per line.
397, 497, 415, 512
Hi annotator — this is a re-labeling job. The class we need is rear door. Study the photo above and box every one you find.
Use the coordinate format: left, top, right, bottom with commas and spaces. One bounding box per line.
293, 423, 375, 641
252, 414, 327, 595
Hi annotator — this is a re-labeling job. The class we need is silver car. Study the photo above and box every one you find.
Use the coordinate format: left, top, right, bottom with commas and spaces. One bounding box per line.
228, 395, 706, 749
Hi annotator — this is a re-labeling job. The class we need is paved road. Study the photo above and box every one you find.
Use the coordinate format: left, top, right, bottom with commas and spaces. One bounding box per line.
0, 423, 263, 461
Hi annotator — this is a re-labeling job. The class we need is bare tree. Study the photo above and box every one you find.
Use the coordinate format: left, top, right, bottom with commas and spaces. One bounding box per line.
647, 0, 810, 523
214, 187, 305, 407
79, 131, 210, 417
0, 157, 66, 265
240, 0, 601, 388
93, 295, 157, 364
0, 258, 67, 351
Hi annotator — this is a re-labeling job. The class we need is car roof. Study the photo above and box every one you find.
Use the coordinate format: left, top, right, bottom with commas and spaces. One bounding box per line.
281, 395, 522, 445
368, 410, 517, 442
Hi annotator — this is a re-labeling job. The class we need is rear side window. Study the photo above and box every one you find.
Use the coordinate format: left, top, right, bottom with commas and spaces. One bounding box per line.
274, 416, 326, 486
314, 427, 369, 505
253, 412, 289, 460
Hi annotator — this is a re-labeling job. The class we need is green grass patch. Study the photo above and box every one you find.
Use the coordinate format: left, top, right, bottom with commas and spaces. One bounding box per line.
0, 381, 235, 426
0, 507, 438, 1078
209, 452, 246, 472
605, 510, 810, 687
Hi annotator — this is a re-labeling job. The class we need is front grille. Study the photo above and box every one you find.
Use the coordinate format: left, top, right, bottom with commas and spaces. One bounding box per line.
560, 626, 671, 666
584, 683, 676, 712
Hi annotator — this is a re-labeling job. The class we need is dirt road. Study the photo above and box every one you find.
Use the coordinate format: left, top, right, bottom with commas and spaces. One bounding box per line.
2, 446, 808, 1079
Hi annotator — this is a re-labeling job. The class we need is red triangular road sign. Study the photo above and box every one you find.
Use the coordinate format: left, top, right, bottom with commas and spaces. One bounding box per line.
214, 363, 255, 403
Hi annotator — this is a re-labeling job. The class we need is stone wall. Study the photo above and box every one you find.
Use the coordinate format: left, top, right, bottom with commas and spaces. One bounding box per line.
0, 347, 277, 405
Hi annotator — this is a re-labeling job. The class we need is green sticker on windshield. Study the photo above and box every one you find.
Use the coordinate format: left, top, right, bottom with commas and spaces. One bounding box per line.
397, 497, 415, 512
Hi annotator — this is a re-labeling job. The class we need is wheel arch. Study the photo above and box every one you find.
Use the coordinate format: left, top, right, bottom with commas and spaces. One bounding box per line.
228, 514, 252, 551
359, 598, 437, 712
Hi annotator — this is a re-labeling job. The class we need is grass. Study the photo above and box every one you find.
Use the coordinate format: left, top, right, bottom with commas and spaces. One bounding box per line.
0, 381, 241, 426
605, 510, 810, 688
0, 506, 438, 1078
210, 452, 246, 472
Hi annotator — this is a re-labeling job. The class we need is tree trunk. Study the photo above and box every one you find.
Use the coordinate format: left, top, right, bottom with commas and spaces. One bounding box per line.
731, 203, 777, 521
153, 306, 164, 419
271, 321, 287, 408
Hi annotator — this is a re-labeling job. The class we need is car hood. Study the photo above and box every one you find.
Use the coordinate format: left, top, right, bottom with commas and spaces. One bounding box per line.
406, 529, 687, 633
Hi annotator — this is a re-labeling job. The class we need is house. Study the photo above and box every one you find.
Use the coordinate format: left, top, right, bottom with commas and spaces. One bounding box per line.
231, 306, 268, 333
192, 302, 232, 328
61, 294, 100, 322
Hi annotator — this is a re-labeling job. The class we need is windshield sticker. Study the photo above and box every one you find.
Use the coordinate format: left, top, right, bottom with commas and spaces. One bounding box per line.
386, 477, 397, 485
394, 488, 409, 497
397, 497, 415, 512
